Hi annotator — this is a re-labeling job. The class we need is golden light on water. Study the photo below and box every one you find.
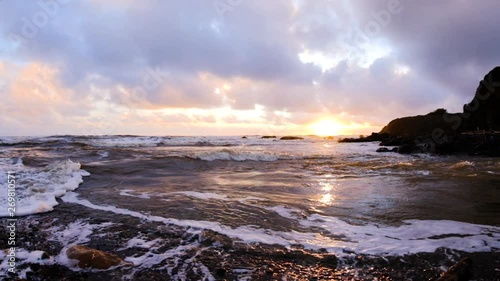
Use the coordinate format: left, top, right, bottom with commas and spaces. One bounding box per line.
318, 181, 336, 205
319, 182, 333, 191
320, 193, 335, 205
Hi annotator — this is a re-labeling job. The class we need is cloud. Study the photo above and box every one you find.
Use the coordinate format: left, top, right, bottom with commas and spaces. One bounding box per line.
0, 0, 498, 135
0, 61, 94, 135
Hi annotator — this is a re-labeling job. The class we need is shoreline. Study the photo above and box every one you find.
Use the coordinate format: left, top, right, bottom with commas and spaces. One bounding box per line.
1, 200, 499, 280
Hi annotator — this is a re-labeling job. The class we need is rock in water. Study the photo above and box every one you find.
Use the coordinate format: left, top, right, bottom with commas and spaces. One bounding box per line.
376, 147, 391, 153
436, 257, 472, 281
66, 245, 131, 269
280, 136, 304, 140
339, 133, 390, 143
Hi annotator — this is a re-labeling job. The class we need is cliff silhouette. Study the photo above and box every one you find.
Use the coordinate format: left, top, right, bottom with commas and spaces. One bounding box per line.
379, 109, 461, 137
341, 66, 500, 156
461, 66, 500, 131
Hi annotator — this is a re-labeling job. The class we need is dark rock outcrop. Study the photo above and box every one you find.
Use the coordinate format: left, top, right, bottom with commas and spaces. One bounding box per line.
261, 136, 277, 139
339, 133, 390, 143
380, 109, 462, 137
461, 66, 500, 131
280, 136, 304, 140
341, 67, 500, 156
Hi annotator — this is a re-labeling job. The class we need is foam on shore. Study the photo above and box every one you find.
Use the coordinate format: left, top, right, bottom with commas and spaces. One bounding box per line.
62, 193, 500, 257
0, 159, 90, 217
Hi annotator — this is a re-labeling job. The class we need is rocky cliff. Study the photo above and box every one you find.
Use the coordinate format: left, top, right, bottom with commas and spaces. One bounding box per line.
461, 66, 500, 132
379, 67, 500, 137
379, 109, 461, 137
341, 66, 500, 156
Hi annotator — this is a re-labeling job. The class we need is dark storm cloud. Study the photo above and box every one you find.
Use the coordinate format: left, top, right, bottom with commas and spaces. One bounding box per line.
345, 0, 500, 99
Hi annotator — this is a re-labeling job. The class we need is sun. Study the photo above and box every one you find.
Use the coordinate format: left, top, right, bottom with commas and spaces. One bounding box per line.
309, 119, 344, 136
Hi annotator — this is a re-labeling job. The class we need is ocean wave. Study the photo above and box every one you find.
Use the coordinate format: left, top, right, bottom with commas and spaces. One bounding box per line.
83, 136, 172, 147
190, 149, 280, 162
0, 159, 90, 217
169, 191, 264, 202
62, 194, 500, 257
0, 136, 92, 148
450, 161, 475, 170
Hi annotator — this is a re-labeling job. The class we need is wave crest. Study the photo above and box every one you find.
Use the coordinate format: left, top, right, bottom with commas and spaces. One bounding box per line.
0, 159, 90, 217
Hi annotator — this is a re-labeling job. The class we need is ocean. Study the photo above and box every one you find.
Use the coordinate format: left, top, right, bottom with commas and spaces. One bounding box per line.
0, 135, 499, 280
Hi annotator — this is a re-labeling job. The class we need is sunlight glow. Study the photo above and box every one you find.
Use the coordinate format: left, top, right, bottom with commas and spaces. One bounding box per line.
319, 182, 333, 191
359, 43, 392, 68
320, 193, 335, 205
298, 51, 341, 72
309, 119, 345, 136
394, 65, 410, 76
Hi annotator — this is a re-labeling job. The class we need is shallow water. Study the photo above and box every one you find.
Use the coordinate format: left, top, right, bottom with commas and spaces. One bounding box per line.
0, 135, 499, 279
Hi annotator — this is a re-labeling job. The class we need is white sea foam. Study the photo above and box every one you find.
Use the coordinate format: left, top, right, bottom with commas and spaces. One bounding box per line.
48, 220, 115, 269
62, 193, 500, 256
233, 268, 253, 281
119, 189, 151, 199
121, 237, 161, 250
0, 220, 114, 278
0, 249, 48, 278
0, 136, 32, 145
168, 191, 264, 203
83, 136, 170, 147
97, 151, 109, 158
0, 159, 90, 217
118, 190, 262, 203
124, 241, 215, 280
171, 191, 229, 201
265, 205, 305, 219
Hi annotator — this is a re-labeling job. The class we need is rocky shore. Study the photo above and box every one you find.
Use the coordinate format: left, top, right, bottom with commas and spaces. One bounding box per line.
1, 200, 499, 280
340, 67, 500, 157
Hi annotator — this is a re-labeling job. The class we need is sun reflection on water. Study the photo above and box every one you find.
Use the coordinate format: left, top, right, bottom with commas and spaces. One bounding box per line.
318, 180, 337, 205
320, 193, 335, 205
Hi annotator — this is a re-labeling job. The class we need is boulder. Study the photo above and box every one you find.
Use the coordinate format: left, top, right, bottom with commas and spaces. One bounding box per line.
339, 133, 390, 143
261, 136, 277, 139
396, 144, 423, 154
66, 245, 132, 269
376, 147, 399, 153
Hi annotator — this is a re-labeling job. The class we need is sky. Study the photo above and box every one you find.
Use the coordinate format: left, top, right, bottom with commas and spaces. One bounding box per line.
0, 0, 499, 136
